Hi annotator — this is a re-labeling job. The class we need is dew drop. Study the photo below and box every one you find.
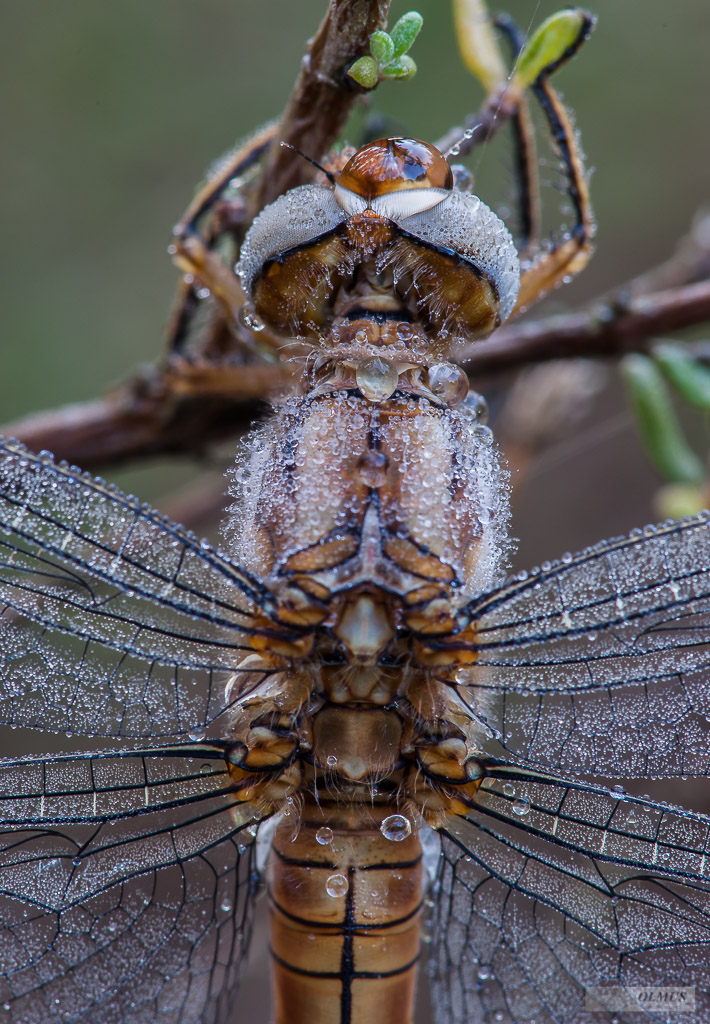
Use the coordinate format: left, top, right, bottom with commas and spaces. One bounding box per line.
239, 305, 265, 332
503, 782, 516, 798
477, 965, 491, 980
325, 873, 348, 898
72, 857, 81, 867
188, 728, 205, 742
512, 797, 530, 816
380, 814, 412, 842
355, 357, 399, 402
315, 826, 334, 846
451, 164, 473, 191
428, 362, 469, 407
326, 755, 338, 768
220, 898, 233, 913
356, 450, 388, 487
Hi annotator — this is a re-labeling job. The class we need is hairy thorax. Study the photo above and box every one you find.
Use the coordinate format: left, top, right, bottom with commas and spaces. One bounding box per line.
222, 380, 507, 822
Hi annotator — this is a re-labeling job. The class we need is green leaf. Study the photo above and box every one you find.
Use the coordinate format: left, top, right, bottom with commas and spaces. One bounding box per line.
654, 342, 710, 409
514, 9, 590, 88
348, 55, 378, 89
382, 54, 417, 80
370, 30, 395, 66
622, 354, 705, 485
389, 11, 423, 58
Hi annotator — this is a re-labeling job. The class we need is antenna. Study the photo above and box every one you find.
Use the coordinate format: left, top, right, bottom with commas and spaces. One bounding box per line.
280, 142, 336, 185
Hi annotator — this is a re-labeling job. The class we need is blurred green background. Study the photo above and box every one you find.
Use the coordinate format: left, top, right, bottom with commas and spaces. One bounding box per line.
1, 0, 708, 561
1, 0, 709, 564
0, 3, 708, 1018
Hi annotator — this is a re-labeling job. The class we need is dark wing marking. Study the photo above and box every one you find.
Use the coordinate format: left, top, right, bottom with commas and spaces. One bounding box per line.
429, 766, 710, 1024
0, 439, 288, 738
455, 515, 710, 777
0, 746, 263, 1024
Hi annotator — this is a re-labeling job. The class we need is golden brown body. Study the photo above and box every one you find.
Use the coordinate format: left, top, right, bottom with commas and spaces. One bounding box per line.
221, 125, 588, 1024
268, 797, 425, 1024
224, 382, 503, 1023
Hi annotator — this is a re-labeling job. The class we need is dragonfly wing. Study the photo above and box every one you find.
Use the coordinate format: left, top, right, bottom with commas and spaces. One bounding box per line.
456, 514, 710, 776
429, 766, 710, 1024
0, 439, 286, 738
0, 746, 263, 1024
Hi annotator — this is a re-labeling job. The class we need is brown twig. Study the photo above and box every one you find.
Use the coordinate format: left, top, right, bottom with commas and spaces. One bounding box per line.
435, 86, 520, 160
462, 279, 710, 376
2, 360, 293, 468
5, 271, 709, 469
256, 0, 391, 209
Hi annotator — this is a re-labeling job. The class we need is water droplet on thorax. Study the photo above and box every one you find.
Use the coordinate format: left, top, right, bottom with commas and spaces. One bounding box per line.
462, 390, 488, 424
315, 826, 334, 846
428, 362, 469, 406
380, 814, 412, 842
356, 357, 399, 402
356, 450, 388, 487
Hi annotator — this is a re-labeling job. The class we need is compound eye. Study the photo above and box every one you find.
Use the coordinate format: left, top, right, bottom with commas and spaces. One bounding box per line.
338, 137, 453, 200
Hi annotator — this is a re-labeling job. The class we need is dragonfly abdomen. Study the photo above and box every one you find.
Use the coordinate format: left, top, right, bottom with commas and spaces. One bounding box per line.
267, 796, 425, 1024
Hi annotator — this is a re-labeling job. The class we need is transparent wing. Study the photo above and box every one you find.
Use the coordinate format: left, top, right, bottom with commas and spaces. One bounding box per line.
0, 439, 286, 737
429, 766, 710, 1024
0, 746, 263, 1024
456, 515, 710, 777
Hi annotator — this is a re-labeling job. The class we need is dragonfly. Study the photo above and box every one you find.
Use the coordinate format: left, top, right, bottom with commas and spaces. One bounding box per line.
2, 10, 710, 1024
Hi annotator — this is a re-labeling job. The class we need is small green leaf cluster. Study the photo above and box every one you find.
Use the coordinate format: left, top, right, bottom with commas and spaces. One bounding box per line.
348, 11, 423, 90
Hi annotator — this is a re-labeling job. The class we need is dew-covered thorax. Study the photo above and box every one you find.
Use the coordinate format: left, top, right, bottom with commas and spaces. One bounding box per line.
226, 387, 510, 622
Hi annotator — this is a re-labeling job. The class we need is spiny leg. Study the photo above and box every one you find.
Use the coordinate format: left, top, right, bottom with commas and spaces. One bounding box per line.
509, 95, 542, 257
494, 14, 541, 257
512, 75, 594, 313
510, 15, 596, 315
167, 121, 278, 353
